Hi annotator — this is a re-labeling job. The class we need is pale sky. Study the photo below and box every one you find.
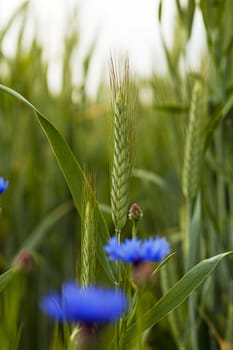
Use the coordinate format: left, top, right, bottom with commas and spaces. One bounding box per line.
0, 0, 206, 96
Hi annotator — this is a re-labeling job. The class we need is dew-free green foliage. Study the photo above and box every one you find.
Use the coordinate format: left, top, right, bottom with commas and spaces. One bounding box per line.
0, 1, 233, 350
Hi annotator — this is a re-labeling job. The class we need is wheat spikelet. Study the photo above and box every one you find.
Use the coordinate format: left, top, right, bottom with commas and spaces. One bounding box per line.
80, 174, 96, 287
110, 58, 133, 234
182, 80, 206, 199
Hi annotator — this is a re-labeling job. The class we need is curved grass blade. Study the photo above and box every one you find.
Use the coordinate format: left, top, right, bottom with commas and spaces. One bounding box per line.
0, 268, 18, 293
121, 251, 233, 347
21, 201, 74, 251
0, 1, 29, 44
0, 84, 115, 282
132, 168, 167, 189
151, 252, 176, 276
204, 91, 233, 150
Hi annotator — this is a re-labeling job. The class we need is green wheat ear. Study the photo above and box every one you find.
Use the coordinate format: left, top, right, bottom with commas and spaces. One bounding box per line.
109, 58, 134, 235
182, 80, 206, 200
79, 173, 97, 287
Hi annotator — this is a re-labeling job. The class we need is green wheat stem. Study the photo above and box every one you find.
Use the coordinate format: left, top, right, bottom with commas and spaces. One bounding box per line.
135, 289, 143, 350
185, 197, 199, 350
79, 174, 97, 287
215, 126, 226, 239
183, 80, 206, 266
109, 58, 134, 350
132, 221, 137, 238
161, 266, 186, 350
229, 181, 233, 251
73, 175, 97, 350
182, 79, 207, 350
189, 293, 198, 350
69, 328, 80, 350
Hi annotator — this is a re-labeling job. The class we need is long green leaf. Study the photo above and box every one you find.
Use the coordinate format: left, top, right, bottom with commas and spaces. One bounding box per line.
204, 91, 233, 150
0, 1, 29, 44
187, 194, 202, 270
0, 84, 115, 282
0, 268, 18, 293
132, 168, 167, 189
21, 201, 74, 251
121, 251, 233, 347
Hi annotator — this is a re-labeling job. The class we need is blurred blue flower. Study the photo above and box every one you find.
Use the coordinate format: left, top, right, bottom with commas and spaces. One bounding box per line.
104, 236, 170, 263
40, 282, 127, 323
0, 177, 8, 194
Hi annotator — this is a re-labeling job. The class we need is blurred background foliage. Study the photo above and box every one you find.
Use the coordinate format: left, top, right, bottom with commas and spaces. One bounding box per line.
0, 1, 232, 349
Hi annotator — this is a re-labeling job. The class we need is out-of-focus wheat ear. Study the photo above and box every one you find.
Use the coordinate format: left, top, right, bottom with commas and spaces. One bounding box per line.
182, 80, 206, 200
79, 172, 97, 287
109, 57, 134, 236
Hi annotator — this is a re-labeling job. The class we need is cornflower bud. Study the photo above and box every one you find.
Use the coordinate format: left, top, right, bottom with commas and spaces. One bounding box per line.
128, 203, 143, 222
13, 250, 34, 271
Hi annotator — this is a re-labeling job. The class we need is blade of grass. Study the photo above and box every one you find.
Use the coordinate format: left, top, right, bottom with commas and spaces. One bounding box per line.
132, 168, 167, 189
121, 251, 233, 347
204, 91, 233, 151
0, 268, 18, 293
0, 83, 115, 282
20, 200, 74, 251
0, 1, 29, 44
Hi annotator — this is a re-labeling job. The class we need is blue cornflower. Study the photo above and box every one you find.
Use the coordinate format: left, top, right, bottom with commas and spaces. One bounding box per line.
40, 281, 127, 323
0, 176, 8, 194
104, 236, 170, 264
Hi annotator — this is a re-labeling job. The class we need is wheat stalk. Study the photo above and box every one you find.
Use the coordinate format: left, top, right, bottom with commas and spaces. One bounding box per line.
182, 80, 206, 200
110, 58, 134, 235
80, 173, 96, 287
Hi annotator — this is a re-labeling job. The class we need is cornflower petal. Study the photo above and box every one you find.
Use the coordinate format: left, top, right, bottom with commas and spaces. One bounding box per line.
0, 176, 8, 194
40, 293, 64, 321
104, 236, 121, 260
40, 281, 127, 324
104, 236, 170, 264
141, 237, 170, 261
119, 237, 142, 262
